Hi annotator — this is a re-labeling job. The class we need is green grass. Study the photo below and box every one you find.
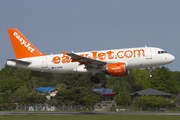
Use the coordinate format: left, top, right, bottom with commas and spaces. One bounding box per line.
0, 115, 179, 120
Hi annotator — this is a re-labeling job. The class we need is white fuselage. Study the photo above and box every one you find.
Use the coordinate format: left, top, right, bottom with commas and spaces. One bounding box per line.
7, 47, 175, 74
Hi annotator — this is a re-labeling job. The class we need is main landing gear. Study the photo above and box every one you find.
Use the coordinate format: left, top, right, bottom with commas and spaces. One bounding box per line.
91, 76, 100, 84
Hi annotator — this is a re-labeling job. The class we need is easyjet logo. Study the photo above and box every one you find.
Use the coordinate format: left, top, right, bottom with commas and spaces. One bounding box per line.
13, 32, 35, 53
52, 49, 145, 64
78, 49, 145, 60
111, 67, 121, 70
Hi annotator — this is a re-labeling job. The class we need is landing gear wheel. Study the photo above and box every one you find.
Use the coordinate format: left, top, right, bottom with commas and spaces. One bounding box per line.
91, 76, 100, 84
149, 74, 153, 78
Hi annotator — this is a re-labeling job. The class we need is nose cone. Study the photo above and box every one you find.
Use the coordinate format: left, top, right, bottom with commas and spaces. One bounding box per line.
168, 54, 175, 63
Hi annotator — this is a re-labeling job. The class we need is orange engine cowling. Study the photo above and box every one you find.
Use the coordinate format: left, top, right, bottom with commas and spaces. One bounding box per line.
104, 63, 128, 77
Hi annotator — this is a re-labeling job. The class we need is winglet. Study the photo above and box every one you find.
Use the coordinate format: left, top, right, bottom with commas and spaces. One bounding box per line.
61, 51, 67, 55
7, 28, 46, 59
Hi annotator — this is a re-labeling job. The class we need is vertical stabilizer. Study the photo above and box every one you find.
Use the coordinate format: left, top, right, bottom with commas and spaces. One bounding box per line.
7, 28, 46, 59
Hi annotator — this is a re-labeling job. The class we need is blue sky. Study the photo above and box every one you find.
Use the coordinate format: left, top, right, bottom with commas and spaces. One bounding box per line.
0, 0, 180, 71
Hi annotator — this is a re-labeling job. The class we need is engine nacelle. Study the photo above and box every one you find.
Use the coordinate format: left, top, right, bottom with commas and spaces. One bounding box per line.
103, 63, 128, 77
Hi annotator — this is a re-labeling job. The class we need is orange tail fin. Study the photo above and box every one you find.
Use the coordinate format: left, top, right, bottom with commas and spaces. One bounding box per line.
7, 28, 46, 59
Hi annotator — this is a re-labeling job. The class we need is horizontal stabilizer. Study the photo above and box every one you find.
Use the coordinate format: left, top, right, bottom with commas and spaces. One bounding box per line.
7, 59, 31, 66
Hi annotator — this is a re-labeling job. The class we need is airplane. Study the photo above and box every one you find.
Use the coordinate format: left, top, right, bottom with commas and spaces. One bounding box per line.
6, 28, 175, 84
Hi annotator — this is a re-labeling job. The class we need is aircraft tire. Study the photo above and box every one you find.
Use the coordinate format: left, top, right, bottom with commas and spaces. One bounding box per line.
91, 76, 100, 84
149, 74, 153, 78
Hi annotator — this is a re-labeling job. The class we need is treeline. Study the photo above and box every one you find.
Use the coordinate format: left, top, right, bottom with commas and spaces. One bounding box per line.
0, 65, 180, 109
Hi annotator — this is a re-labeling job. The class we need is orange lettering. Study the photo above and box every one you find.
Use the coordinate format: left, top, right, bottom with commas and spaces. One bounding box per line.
106, 51, 114, 60
85, 54, 89, 57
125, 50, 133, 58
62, 56, 70, 63
85, 54, 91, 58
117, 51, 124, 59
134, 49, 145, 57
62, 53, 70, 63
98, 52, 106, 60
52, 56, 61, 64
92, 51, 97, 59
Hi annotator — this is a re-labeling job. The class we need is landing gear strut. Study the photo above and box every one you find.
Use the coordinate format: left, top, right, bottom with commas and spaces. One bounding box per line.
148, 67, 153, 78
91, 76, 100, 84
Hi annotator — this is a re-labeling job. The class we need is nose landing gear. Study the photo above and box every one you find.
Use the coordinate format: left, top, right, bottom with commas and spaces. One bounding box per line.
148, 67, 153, 78
149, 74, 153, 78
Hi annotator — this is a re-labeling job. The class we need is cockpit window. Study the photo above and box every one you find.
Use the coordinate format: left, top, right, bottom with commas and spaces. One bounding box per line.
158, 51, 167, 54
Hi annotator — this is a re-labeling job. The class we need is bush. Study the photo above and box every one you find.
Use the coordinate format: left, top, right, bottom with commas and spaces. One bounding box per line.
0, 103, 13, 111
134, 95, 170, 108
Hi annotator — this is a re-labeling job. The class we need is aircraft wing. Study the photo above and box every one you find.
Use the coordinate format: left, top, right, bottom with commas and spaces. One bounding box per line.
65, 52, 107, 69
7, 59, 31, 66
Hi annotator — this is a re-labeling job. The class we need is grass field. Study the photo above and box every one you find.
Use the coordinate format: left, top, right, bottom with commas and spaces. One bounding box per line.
0, 115, 179, 120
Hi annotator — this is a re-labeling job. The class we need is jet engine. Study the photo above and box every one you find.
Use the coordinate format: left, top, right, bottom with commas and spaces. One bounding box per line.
103, 63, 128, 77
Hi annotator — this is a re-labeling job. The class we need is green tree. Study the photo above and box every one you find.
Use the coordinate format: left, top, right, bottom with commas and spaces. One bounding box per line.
134, 95, 170, 108
149, 67, 178, 94
173, 71, 180, 93
0, 76, 25, 93
9, 85, 30, 104
57, 83, 67, 91
0, 65, 17, 80
81, 92, 102, 106
119, 86, 131, 106
55, 73, 97, 105
107, 76, 131, 105
27, 92, 46, 104
106, 76, 126, 94
133, 69, 150, 91
28, 77, 39, 92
